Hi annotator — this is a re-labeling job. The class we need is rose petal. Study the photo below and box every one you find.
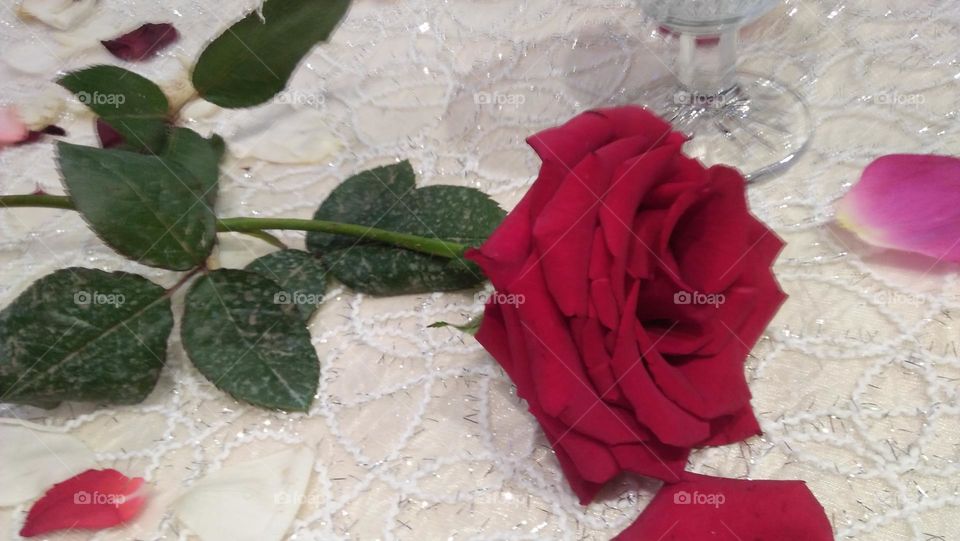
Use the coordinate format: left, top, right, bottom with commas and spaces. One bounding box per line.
18, 0, 96, 31
96, 118, 126, 149
611, 284, 710, 446
0, 106, 29, 147
102, 23, 179, 61
16, 124, 66, 146
837, 154, 960, 263
20, 469, 146, 537
615, 474, 834, 540
173, 446, 315, 541
0, 419, 97, 506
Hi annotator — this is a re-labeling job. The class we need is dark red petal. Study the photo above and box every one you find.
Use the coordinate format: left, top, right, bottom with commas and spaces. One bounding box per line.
20, 469, 146, 537
14, 125, 66, 146
96, 119, 125, 149
102, 23, 179, 61
616, 474, 834, 540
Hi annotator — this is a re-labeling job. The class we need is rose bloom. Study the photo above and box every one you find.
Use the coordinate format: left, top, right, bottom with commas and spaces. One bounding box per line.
467, 106, 786, 503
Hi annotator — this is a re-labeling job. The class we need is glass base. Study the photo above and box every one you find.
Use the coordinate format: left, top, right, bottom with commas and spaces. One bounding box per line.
632, 71, 812, 182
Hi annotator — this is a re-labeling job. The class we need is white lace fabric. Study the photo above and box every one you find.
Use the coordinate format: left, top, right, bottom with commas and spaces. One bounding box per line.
1, 0, 959, 539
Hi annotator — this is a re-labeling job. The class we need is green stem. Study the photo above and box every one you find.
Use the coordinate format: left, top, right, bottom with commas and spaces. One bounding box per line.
0, 194, 468, 259
0, 194, 74, 210
217, 217, 467, 259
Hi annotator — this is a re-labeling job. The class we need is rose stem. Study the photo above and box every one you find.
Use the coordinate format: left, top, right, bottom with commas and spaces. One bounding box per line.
0, 194, 469, 259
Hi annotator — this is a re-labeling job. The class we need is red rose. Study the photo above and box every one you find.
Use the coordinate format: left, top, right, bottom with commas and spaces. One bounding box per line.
467, 106, 786, 504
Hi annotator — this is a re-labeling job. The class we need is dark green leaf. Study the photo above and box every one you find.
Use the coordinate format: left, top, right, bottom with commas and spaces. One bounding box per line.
58, 65, 170, 153
58, 133, 220, 270
163, 128, 225, 206
192, 0, 351, 108
181, 269, 320, 411
0, 268, 173, 408
244, 249, 327, 319
306, 161, 505, 295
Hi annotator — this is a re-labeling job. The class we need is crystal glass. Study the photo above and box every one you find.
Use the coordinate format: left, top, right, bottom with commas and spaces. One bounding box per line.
635, 0, 811, 181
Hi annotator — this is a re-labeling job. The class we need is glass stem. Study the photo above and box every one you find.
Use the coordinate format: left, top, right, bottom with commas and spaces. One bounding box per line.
676, 28, 739, 97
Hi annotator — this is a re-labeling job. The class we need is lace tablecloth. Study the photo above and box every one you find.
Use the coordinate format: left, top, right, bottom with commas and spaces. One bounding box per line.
1, 0, 959, 539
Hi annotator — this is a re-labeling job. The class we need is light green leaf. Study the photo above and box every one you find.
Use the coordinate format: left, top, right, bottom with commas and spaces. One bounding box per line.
181, 269, 320, 411
0, 268, 173, 408
192, 0, 351, 108
57, 130, 221, 270
244, 249, 327, 319
58, 65, 170, 153
306, 161, 505, 295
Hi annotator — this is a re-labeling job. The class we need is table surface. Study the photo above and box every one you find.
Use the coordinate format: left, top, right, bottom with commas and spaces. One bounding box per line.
1, 0, 959, 539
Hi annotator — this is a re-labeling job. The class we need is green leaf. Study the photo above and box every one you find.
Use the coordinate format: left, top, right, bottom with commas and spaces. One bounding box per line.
192, 0, 351, 108
57, 131, 221, 270
164, 127, 225, 207
244, 249, 328, 319
0, 268, 173, 408
181, 269, 320, 411
306, 161, 505, 295
58, 65, 170, 153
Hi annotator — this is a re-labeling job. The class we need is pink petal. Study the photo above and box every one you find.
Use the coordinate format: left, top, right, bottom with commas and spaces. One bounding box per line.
102, 23, 179, 61
837, 154, 960, 263
0, 107, 29, 147
20, 468, 146, 537
615, 474, 833, 540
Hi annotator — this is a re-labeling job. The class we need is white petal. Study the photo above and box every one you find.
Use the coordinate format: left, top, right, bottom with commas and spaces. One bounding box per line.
18, 0, 97, 31
0, 419, 98, 506
17, 85, 65, 130
230, 104, 341, 164
2, 42, 61, 76
173, 446, 315, 541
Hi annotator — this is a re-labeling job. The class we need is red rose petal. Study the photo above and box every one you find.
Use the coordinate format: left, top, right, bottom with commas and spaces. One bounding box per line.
616, 474, 834, 540
102, 23, 179, 61
20, 468, 146, 537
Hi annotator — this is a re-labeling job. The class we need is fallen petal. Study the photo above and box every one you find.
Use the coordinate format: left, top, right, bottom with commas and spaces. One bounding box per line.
0, 419, 97, 506
173, 446, 315, 541
17, 125, 67, 146
837, 154, 960, 263
18, 0, 96, 31
616, 474, 833, 540
96, 118, 126, 148
20, 468, 146, 537
0, 106, 29, 147
102, 23, 179, 61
